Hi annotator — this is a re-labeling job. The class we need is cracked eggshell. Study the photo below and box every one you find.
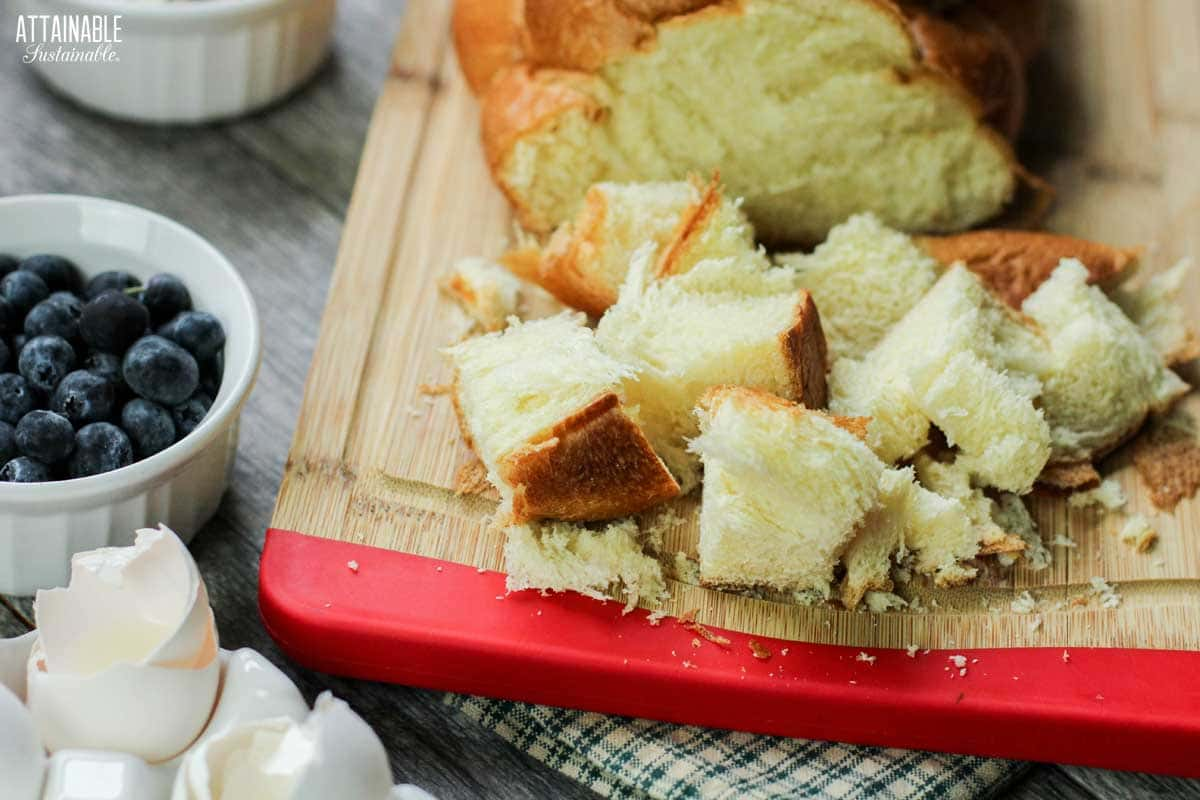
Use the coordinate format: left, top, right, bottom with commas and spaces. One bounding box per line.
198, 648, 308, 747
0, 683, 46, 800
0, 630, 38, 701
42, 750, 174, 800
27, 525, 220, 762
173, 692, 395, 800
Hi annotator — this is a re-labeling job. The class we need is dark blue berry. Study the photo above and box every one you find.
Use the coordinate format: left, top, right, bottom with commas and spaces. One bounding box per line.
123, 335, 198, 406
171, 392, 212, 439
0, 421, 15, 464
0, 338, 8, 372
198, 351, 223, 397
15, 410, 74, 464
18, 255, 81, 293
52, 370, 116, 427
25, 298, 81, 341
0, 373, 35, 424
121, 398, 175, 458
0, 296, 15, 337
1, 456, 51, 482
18, 335, 75, 393
69, 422, 133, 478
47, 291, 84, 314
0, 271, 49, 317
0, 255, 17, 277
83, 351, 123, 385
158, 311, 225, 362
85, 271, 140, 300
80, 290, 149, 354
141, 274, 192, 327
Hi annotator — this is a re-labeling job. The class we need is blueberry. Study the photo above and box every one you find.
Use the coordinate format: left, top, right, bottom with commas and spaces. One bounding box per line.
85, 270, 140, 300
0, 255, 18, 277
24, 298, 81, 341
18, 255, 81, 293
198, 351, 223, 397
68, 422, 133, 478
9, 334, 26, 361
0, 373, 35, 424
141, 274, 192, 327
18, 335, 75, 393
15, 410, 74, 464
121, 398, 175, 458
83, 351, 123, 385
171, 392, 212, 439
0, 296, 15, 337
52, 370, 116, 427
0, 421, 15, 464
0, 270, 49, 316
80, 290, 149, 354
0, 338, 7, 372
123, 335, 198, 406
158, 311, 225, 362
1, 456, 51, 482
47, 291, 84, 315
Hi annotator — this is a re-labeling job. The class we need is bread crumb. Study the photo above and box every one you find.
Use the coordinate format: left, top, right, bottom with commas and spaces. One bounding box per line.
905, 645, 918, 658
691, 637, 702, 649
749, 640, 772, 660
1067, 478, 1127, 512
1062, 650, 1071, 663
646, 610, 667, 626
347, 560, 359, 573
418, 383, 452, 396
682, 660, 697, 669
477, 567, 486, 574
856, 651, 876, 665
678, 608, 732, 647
781, 648, 790, 656
1118, 514, 1158, 553
1051, 534, 1077, 548
435, 566, 443, 572
949, 655, 967, 668
1089, 576, 1122, 608
1010, 590, 1037, 614
959, 667, 967, 677
1029, 617, 1042, 634
864, 591, 908, 613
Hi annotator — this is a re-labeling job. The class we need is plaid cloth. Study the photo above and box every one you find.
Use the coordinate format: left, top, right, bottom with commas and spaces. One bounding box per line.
445, 695, 1025, 799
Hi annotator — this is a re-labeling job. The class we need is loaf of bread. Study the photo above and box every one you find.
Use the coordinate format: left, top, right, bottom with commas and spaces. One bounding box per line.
504, 518, 666, 611
456, 0, 1035, 244
446, 313, 679, 522
516, 176, 758, 316
597, 253, 827, 490
691, 386, 882, 598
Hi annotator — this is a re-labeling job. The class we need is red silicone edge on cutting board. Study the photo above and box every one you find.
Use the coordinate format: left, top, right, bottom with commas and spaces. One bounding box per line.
260, 528, 1200, 776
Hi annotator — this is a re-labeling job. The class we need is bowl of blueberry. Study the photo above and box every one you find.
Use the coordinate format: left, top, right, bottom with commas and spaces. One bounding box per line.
0, 195, 261, 594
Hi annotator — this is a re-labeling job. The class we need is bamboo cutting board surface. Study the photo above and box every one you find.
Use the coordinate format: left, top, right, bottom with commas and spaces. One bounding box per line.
271, 0, 1200, 651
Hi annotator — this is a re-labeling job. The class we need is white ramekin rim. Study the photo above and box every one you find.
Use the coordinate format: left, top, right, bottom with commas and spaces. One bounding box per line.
0, 194, 262, 509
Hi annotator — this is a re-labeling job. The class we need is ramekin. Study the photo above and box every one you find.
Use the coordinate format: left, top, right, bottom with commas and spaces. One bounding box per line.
0, 195, 262, 594
14, 0, 337, 124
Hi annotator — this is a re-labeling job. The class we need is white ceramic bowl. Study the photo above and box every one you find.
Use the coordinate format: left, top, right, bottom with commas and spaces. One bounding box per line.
15, 0, 337, 124
0, 195, 261, 594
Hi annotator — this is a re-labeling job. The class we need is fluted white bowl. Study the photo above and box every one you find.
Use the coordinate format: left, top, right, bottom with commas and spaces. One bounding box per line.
15, 0, 337, 124
0, 195, 261, 595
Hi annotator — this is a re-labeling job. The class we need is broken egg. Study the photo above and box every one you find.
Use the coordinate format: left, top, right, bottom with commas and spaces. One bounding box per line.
1, 629, 37, 701
0, 682, 46, 800
172, 692, 395, 800
26, 525, 220, 762
197, 648, 308, 748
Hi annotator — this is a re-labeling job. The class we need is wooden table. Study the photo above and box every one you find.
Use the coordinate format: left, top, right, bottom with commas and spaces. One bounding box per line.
1, 1, 1198, 797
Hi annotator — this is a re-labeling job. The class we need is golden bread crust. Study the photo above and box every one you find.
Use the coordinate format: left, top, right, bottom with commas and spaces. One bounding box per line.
916, 230, 1140, 307
533, 185, 619, 315
654, 174, 724, 279
453, 0, 527, 93
502, 391, 681, 521
1037, 460, 1101, 492
1133, 418, 1200, 511
780, 290, 830, 410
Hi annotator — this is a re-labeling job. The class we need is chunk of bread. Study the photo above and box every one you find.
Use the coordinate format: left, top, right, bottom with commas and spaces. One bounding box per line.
690, 386, 882, 597
446, 313, 679, 521
840, 467, 912, 608
504, 519, 666, 611
915, 230, 1140, 306
597, 255, 827, 490
830, 265, 1050, 492
522, 177, 759, 316
778, 213, 941, 359
464, 0, 1024, 243
441, 257, 524, 331
1113, 259, 1200, 366
1021, 259, 1189, 464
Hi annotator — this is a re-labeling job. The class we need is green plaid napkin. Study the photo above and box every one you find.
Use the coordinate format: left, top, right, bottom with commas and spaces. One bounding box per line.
445, 695, 1024, 799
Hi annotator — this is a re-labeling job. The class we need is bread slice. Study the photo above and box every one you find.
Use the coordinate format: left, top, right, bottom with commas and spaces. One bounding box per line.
441, 257, 524, 331
522, 176, 759, 316
504, 518, 666, 611
690, 386, 882, 598
597, 254, 827, 491
916, 230, 1140, 306
446, 313, 679, 522
830, 265, 1050, 492
1113, 259, 1200, 367
469, 0, 1022, 243
1021, 259, 1189, 464
778, 213, 941, 360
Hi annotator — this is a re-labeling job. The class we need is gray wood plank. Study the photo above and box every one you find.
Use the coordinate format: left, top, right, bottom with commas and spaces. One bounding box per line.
998, 766, 1099, 800
1058, 765, 1200, 800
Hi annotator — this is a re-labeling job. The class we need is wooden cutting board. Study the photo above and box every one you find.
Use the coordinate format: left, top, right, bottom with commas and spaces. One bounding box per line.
261, 0, 1200, 774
